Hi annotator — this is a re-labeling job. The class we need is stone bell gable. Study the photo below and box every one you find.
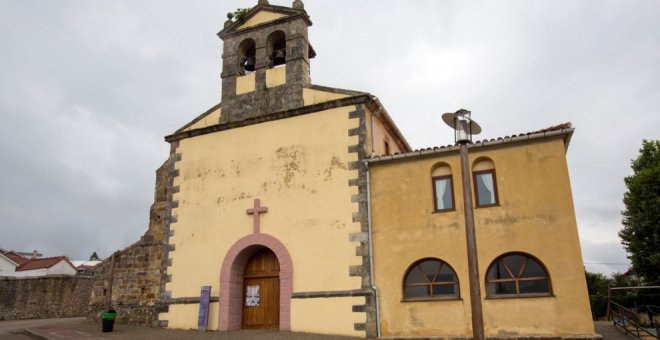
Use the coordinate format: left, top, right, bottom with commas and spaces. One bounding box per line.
218, 1, 316, 123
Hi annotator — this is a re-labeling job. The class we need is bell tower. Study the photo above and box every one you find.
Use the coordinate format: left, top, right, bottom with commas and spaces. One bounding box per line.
217, 0, 315, 123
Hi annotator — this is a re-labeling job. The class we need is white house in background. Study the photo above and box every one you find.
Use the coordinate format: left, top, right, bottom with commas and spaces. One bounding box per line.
0, 253, 19, 276
0, 248, 42, 259
13, 256, 77, 277
0, 250, 77, 277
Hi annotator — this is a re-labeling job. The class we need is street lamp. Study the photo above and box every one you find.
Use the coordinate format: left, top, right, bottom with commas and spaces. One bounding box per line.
442, 109, 484, 340
442, 109, 482, 144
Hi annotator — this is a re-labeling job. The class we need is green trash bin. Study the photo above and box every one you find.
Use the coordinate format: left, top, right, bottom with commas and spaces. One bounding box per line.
101, 310, 117, 332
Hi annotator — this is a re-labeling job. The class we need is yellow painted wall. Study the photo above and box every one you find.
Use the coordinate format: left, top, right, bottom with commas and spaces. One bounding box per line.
291, 297, 366, 337
237, 11, 287, 30
266, 66, 286, 88
183, 108, 222, 132
303, 88, 349, 106
236, 73, 256, 95
161, 105, 364, 331
366, 107, 404, 156
370, 136, 594, 337
160, 303, 219, 330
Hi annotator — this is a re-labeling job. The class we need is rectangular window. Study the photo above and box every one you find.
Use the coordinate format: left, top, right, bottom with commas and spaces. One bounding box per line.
474, 170, 499, 207
432, 176, 455, 212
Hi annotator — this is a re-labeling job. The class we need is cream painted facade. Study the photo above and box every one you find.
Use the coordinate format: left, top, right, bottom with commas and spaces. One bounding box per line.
162, 105, 364, 335
155, 1, 595, 338
160, 86, 404, 336
369, 134, 595, 338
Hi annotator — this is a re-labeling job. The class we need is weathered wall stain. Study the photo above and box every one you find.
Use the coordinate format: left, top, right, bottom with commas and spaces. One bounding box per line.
430, 221, 460, 231
482, 213, 559, 226
274, 145, 306, 187
324, 155, 347, 181
231, 192, 253, 201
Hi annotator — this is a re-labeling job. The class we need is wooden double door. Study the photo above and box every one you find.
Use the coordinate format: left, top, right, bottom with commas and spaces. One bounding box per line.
242, 248, 280, 329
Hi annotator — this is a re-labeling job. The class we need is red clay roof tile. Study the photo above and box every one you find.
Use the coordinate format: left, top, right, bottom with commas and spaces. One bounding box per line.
1, 251, 30, 266
15, 256, 71, 271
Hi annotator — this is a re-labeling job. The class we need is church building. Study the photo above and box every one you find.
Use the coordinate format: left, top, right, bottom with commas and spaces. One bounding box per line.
153, 1, 597, 338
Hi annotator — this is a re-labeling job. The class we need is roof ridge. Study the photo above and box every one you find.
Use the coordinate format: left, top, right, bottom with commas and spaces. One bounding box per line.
368, 122, 574, 163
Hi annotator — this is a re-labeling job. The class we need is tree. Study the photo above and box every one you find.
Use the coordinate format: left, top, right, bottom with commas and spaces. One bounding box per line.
89, 252, 100, 261
585, 271, 610, 295
619, 139, 660, 284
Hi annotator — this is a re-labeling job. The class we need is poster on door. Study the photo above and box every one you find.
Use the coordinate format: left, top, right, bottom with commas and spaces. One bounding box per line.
245, 285, 260, 307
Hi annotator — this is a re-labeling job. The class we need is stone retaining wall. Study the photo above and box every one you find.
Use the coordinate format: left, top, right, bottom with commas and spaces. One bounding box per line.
87, 239, 165, 326
0, 275, 93, 320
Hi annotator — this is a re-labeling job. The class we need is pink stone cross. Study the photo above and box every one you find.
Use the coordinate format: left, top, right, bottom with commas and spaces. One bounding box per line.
246, 198, 268, 233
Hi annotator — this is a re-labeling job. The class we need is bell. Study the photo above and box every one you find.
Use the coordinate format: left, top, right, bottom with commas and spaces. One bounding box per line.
243, 56, 256, 72
273, 49, 286, 66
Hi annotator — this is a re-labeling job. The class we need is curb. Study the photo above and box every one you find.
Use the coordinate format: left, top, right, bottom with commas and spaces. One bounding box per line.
24, 329, 50, 340
14, 328, 49, 340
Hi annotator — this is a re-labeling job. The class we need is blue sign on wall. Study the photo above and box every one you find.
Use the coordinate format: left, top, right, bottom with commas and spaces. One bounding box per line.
198, 285, 211, 332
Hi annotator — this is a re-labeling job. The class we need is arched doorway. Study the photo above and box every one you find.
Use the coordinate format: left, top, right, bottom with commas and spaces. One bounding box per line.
242, 248, 280, 329
218, 234, 292, 331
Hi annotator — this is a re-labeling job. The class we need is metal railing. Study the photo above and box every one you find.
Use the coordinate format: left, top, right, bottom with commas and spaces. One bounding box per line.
610, 300, 659, 339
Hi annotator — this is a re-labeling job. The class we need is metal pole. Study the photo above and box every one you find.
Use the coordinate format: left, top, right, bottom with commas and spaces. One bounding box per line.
459, 143, 485, 340
607, 286, 612, 321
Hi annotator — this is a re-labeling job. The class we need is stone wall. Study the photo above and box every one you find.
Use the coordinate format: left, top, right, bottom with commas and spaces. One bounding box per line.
86, 161, 169, 326
0, 276, 93, 320
87, 240, 165, 326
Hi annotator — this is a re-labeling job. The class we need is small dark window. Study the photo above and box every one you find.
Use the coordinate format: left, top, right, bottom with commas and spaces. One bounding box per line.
486, 253, 551, 297
384, 140, 390, 155
403, 259, 459, 301
473, 169, 499, 207
432, 176, 455, 212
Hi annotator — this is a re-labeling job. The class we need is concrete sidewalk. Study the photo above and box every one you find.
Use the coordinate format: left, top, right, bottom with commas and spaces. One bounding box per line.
3, 318, 627, 340
8, 317, 361, 340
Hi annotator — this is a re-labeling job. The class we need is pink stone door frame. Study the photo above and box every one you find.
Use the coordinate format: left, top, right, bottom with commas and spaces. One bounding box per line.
218, 233, 292, 331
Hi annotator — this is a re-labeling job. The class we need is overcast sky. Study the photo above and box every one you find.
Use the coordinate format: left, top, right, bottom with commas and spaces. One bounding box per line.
1, 0, 658, 275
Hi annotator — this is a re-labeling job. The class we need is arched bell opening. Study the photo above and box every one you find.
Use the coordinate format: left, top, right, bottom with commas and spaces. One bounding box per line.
238, 38, 257, 75
266, 31, 286, 68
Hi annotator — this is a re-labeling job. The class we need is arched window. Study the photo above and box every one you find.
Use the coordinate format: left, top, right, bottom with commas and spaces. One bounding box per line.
431, 163, 454, 212
403, 258, 459, 300
472, 157, 499, 207
238, 38, 256, 75
486, 253, 551, 297
267, 30, 286, 68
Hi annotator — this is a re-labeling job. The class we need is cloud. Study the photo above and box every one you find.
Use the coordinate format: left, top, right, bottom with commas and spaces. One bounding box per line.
1, 0, 658, 275
581, 239, 630, 275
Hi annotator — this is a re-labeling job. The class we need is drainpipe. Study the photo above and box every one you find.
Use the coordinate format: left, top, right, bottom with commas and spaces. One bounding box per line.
370, 108, 377, 155
365, 162, 381, 338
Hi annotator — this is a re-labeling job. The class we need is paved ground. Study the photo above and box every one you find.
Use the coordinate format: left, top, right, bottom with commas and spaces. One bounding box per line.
0, 318, 76, 340
0, 317, 361, 340
0, 318, 638, 340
